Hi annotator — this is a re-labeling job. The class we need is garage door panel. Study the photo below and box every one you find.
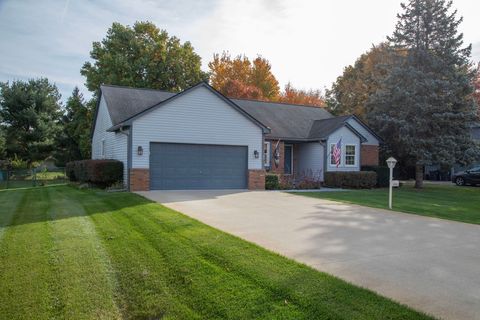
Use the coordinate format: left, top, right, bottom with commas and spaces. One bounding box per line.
150, 143, 248, 190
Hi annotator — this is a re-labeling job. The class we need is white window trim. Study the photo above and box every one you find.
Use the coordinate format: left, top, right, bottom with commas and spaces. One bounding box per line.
345, 144, 356, 167
263, 141, 271, 168
329, 143, 342, 167
284, 144, 293, 175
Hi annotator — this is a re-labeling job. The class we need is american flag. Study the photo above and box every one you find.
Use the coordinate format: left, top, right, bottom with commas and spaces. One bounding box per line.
333, 138, 342, 167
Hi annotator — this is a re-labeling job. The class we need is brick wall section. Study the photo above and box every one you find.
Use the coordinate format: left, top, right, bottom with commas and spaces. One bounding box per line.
267, 140, 284, 174
361, 145, 379, 166
130, 168, 150, 191
248, 169, 266, 190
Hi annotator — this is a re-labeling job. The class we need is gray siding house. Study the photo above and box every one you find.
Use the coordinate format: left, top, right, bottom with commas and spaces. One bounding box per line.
92, 82, 381, 191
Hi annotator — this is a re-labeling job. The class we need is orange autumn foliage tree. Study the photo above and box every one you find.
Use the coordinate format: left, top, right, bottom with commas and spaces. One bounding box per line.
278, 82, 325, 107
208, 51, 326, 107
208, 52, 279, 100
221, 79, 264, 100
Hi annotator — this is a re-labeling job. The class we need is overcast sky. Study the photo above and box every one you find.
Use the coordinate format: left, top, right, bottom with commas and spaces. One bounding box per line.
1, 0, 479, 102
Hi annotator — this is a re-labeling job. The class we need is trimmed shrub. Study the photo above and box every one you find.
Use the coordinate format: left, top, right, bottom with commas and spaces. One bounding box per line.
65, 162, 77, 181
324, 171, 377, 189
296, 178, 321, 190
362, 165, 389, 187
265, 174, 280, 190
66, 159, 123, 187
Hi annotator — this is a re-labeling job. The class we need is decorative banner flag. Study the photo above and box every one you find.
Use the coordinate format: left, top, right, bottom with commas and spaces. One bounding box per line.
273, 139, 281, 167
333, 138, 342, 167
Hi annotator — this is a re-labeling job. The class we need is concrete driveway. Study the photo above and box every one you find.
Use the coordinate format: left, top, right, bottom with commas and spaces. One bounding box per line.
138, 190, 480, 320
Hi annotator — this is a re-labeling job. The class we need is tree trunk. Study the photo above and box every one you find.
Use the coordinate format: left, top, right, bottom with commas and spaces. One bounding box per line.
415, 164, 423, 189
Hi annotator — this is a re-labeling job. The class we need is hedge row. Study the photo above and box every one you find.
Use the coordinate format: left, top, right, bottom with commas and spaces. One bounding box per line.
66, 159, 123, 187
361, 165, 390, 187
324, 171, 377, 189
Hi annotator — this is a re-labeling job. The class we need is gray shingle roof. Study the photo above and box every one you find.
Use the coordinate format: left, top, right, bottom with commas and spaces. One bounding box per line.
231, 99, 333, 139
101, 85, 176, 125
98, 84, 368, 141
308, 115, 352, 139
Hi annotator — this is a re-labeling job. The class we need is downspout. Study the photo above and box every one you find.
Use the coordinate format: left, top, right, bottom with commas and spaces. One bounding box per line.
118, 126, 131, 190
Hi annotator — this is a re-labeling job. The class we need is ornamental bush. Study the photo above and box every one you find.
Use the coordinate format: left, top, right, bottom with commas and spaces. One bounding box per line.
66, 159, 123, 187
324, 171, 377, 189
265, 174, 280, 190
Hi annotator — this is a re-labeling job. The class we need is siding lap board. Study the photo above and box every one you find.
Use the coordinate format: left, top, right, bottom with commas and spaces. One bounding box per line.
346, 118, 379, 146
131, 86, 263, 170
92, 96, 128, 184
297, 142, 324, 180
326, 126, 360, 172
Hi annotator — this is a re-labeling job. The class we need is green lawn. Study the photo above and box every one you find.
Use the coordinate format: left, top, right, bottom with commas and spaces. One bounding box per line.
0, 186, 431, 319
296, 184, 480, 225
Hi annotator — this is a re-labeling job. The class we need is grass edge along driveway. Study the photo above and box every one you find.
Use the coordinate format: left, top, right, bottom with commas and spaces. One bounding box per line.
294, 184, 480, 225
0, 186, 433, 319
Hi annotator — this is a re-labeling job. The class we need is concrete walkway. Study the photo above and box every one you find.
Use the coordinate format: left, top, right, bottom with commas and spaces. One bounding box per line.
138, 190, 480, 320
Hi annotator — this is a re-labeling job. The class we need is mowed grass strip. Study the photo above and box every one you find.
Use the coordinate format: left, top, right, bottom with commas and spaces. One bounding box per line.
0, 187, 60, 319
47, 187, 122, 319
0, 187, 122, 320
0, 186, 433, 319
295, 184, 480, 225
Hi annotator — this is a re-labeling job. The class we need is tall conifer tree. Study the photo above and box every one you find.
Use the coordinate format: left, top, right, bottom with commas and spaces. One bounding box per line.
367, 0, 478, 188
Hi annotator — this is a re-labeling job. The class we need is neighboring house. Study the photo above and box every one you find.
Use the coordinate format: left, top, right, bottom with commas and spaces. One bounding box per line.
91, 82, 381, 191
38, 156, 58, 171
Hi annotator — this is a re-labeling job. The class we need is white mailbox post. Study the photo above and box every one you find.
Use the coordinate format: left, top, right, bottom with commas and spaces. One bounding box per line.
386, 157, 397, 209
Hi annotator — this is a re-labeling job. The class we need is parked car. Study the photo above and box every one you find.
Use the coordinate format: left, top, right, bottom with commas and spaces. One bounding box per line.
452, 166, 480, 186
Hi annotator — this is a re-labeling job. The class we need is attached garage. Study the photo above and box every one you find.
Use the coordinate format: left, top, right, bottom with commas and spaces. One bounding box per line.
121, 83, 268, 191
149, 143, 248, 190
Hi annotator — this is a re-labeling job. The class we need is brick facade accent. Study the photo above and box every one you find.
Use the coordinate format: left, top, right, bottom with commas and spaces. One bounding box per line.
361, 145, 379, 166
248, 169, 266, 190
129, 168, 150, 191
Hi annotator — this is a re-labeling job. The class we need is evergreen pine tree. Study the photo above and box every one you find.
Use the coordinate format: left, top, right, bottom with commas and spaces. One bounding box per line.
55, 87, 92, 164
367, 0, 478, 188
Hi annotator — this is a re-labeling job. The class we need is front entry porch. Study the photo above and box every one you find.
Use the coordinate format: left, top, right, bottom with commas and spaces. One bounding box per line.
264, 140, 324, 185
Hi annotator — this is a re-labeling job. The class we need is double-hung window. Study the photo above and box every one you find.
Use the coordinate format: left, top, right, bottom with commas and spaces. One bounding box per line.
345, 145, 356, 166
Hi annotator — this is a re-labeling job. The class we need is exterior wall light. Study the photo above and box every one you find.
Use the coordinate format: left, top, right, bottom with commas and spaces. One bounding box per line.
137, 146, 143, 156
253, 150, 259, 159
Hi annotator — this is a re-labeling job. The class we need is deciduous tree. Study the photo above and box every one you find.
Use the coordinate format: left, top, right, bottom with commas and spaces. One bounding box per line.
325, 43, 394, 120
0, 79, 62, 164
81, 21, 208, 93
208, 52, 279, 100
278, 82, 325, 107
367, 0, 479, 188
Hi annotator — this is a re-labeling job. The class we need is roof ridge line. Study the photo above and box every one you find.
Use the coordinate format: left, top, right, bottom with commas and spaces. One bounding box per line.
101, 84, 175, 93
231, 97, 327, 109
